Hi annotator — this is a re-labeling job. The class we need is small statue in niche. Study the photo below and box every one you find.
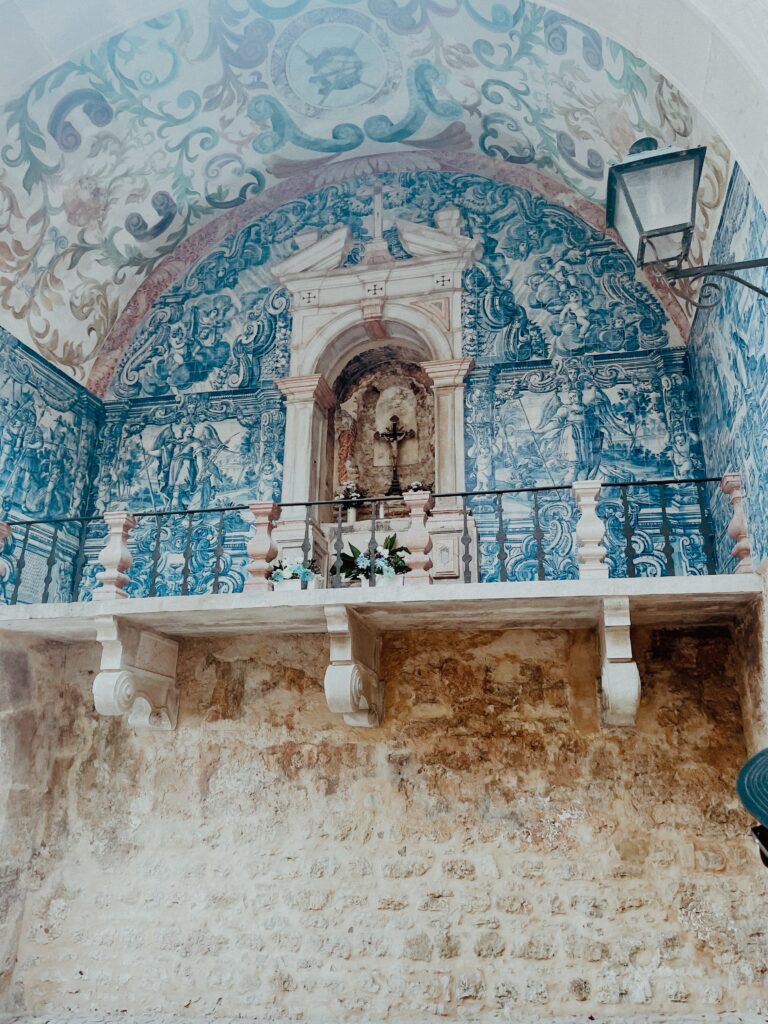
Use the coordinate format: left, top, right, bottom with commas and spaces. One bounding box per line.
336, 404, 360, 487
374, 415, 416, 496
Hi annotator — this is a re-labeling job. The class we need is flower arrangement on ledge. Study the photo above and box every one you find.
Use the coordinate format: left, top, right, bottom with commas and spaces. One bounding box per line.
334, 482, 367, 504
334, 534, 410, 585
334, 482, 368, 523
268, 559, 321, 590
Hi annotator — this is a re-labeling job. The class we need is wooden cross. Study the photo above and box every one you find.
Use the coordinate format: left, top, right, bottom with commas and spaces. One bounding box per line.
374, 415, 416, 496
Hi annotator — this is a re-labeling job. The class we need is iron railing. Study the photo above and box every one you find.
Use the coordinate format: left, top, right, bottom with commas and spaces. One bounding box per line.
0, 477, 723, 606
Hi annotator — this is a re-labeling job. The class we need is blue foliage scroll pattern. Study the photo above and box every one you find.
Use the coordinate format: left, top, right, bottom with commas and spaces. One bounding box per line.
0, 165, 722, 600
113, 170, 674, 399
108, 169, 710, 587
464, 349, 707, 581
689, 164, 768, 568
76, 388, 285, 600
0, 328, 101, 523
598, 484, 711, 579
470, 489, 579, 583
0, 327, 102, 604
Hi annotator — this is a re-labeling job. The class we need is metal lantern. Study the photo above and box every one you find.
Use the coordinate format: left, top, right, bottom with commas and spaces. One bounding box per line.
606, 142, 707, 269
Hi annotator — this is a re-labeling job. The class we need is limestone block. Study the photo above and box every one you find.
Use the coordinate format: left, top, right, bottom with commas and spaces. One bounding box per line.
92, 616, 179, 729
599, 596, 641, 726
324, 605, 383, 727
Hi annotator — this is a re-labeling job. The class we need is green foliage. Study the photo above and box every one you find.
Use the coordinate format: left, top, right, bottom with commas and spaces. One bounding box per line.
332, 533, 411, 581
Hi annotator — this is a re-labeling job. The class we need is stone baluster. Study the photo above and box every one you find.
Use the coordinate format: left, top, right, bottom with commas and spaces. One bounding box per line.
245, 501, 279, 591
93, 509, 136, 600
572, 479, 609, 579
401, 489, 434, 585
721, 472, 755, 573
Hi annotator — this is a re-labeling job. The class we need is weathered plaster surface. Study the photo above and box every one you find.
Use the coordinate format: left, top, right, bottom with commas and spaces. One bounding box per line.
1, 625, 766, 1019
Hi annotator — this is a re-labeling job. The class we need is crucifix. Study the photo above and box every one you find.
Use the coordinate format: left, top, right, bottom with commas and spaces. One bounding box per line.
374, 415, 416, 496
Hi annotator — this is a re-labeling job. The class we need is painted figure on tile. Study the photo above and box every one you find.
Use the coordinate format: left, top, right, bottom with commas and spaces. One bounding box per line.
468, 425, 501, 491
538, 383, 603, 480
166, 424, 205, 508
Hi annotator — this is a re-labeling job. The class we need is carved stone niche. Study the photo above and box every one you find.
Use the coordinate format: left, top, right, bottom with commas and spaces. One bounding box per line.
93, 616, 179, 730
333, 346, 435, 500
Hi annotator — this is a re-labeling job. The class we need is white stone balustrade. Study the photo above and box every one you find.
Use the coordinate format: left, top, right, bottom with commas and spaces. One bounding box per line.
93, 509, 136, 600
401, 489, 434, 584
572, 479, 609, 579
722, 472, 755, 573
245, 500, 279, 591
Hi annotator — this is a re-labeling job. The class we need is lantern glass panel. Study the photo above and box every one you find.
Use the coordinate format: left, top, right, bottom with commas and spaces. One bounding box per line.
624, 157, 697, 234
612, 186, 641, 263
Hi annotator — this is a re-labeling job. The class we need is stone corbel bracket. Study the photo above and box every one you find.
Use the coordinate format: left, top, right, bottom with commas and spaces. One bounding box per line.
324, 606, 383, 728
599, 596, 641, 727
93, 616, 179, 730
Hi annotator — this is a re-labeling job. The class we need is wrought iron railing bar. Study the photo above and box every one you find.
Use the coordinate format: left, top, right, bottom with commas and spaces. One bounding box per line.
495, 492, 509, 583
532, 491, 546, 582
602, 476, 721, 491
148, 517, 163, 598
657, 485, 676, 576
619, 487, 637, 579
367, 507, 378, 589
10, 523, 30, 605
301, 503, 312, 591
5, 478, 724, 530
461, 496, 472, 584
211, 509, 226, 596
41, 526, 59, 604
696, 480, 717, 575
180, 513, 195, 597
331, 504, 344, 589
5, 513, 101, 528
69, 518, 90, 602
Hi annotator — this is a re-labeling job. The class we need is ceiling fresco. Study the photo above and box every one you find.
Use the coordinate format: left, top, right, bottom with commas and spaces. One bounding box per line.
0, 0, 730, 386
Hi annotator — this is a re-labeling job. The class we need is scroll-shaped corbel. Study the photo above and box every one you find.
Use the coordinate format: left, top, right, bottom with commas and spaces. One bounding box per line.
324, 606, 383, 727
599, 597, 641, 727
93, 616, 179, 730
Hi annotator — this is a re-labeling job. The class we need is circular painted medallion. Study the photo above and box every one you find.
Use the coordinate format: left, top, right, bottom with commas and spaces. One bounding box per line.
271, 7, 401, 117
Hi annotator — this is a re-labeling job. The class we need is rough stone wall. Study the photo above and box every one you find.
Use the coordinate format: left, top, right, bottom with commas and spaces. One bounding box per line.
733, 576, 768, 755
0, 638, 78, 997
1, 625, 767, 1021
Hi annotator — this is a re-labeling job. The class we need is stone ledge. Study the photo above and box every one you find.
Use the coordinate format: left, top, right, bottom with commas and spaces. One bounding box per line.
3, 1016, 767, 1024
0, 574, 760, 642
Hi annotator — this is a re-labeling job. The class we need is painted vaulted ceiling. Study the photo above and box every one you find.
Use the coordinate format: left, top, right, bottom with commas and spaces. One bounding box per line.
0, 0, 735, 388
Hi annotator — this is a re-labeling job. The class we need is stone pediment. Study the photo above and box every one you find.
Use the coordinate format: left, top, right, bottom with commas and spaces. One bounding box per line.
396, 208, 481, 262
273, 225, 351, 278
275, 205, 479, 289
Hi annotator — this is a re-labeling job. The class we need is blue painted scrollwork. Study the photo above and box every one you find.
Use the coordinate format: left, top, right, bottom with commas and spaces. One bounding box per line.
125, 191, 178, 241
47, 89, 113, 151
